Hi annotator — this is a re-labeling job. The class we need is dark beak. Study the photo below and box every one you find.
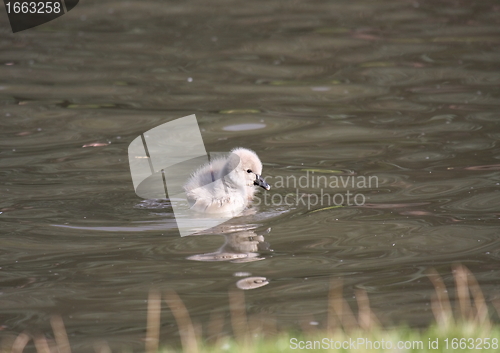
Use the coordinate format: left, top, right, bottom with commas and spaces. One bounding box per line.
254, 174, 271, 190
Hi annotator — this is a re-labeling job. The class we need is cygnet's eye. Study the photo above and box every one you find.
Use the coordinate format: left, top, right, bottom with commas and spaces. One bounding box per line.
247, 169, 252, 173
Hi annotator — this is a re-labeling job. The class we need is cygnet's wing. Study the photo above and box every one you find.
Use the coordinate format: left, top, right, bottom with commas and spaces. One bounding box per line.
184, 157, 225, 189
184, 157, 241, 213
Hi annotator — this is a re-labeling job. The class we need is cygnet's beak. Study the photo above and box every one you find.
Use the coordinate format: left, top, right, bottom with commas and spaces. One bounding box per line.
254, 174, 271, 190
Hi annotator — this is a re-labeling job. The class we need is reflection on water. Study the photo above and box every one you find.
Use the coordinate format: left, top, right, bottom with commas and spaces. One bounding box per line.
1, 0, 500, 350
187, 229, 271, 264
236, 276, 269, 290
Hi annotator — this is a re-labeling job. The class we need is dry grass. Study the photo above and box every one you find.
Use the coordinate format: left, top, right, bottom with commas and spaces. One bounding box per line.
427, 264, 490, 330
327, 278, 379, 333
2, 265, 499, 353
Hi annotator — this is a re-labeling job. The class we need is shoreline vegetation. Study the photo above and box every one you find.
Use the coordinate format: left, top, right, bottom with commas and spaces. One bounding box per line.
3, 265, 499, 353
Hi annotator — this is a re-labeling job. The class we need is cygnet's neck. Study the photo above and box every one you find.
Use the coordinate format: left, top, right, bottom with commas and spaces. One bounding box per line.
220, 154, 246, 192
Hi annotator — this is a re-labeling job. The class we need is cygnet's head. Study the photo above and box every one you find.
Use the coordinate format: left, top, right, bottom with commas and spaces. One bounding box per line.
222, 148, 271, 191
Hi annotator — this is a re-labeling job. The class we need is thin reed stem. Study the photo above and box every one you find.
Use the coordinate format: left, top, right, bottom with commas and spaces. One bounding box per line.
50, 316, 71, 353
164, 290, 198, 353
228, 288, 248, 343
146, 289, 161, 353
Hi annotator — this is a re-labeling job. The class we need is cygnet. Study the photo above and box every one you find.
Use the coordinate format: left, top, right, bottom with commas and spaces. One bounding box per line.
184, 147, 271, 214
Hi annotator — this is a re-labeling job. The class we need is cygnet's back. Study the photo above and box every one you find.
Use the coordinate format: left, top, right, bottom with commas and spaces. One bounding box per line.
183, 148, 270, 214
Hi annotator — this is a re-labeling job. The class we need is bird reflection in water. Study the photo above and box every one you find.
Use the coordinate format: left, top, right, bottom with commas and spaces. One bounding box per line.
187, 227, 271, 290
